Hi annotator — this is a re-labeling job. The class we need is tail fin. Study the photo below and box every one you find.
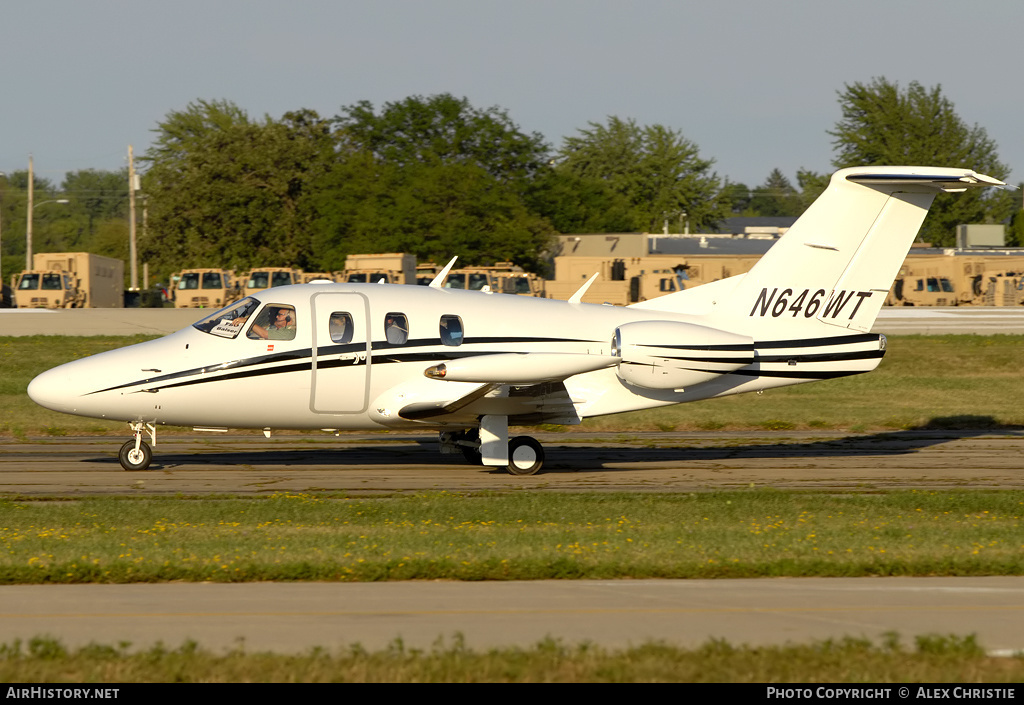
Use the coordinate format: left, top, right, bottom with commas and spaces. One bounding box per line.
635, 166, 1009, 339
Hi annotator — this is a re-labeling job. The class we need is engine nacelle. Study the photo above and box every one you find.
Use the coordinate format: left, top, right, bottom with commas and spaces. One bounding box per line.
614, 320, 755, 390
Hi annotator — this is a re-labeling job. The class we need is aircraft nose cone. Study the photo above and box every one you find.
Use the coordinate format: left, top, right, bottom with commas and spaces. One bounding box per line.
27, 366, 74, 413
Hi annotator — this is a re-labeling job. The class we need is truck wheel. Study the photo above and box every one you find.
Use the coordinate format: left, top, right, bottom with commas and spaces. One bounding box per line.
119, 439, 152, 471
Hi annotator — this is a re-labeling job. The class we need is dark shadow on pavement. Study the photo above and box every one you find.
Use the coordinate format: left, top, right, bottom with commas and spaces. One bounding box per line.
80, 416, 1023, 474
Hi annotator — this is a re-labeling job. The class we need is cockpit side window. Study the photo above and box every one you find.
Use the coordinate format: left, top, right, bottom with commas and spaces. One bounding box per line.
247, 304, 297, 341
384, 312, 408, 345
192, 297, 261, 339
440, 315, 463, 346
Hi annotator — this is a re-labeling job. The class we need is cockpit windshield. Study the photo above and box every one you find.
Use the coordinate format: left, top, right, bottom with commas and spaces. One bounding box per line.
192, 297, 262, 339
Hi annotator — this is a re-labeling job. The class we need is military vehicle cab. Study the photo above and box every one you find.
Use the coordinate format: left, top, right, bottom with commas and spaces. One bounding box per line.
171, 268, 241, 309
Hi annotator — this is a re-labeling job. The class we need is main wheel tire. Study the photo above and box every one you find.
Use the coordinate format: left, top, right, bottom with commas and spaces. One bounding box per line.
119, 439, 152, 471
507, 436, 544, 476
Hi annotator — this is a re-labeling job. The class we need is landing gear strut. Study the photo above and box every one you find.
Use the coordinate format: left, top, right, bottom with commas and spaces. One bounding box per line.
119, 422, 156, 471
439, 425, 546, 476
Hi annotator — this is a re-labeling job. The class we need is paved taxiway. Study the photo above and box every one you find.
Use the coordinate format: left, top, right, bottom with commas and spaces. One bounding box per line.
2, 431, 1023, 654
3, 577, 1023, 655
2, 430, 1022, 495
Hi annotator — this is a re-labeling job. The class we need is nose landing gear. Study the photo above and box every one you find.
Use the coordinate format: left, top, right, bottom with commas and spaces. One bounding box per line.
119, 439, 152, 471
119, 422, 156, 471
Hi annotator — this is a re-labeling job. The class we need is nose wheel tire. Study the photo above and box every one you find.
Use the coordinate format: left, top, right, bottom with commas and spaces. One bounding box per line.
507, 436, 544, 476
119, 439, 152, 471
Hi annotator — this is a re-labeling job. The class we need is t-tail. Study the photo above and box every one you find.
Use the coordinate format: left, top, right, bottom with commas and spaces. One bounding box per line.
638, 166, 1009, 339
628, 166, 1011, 387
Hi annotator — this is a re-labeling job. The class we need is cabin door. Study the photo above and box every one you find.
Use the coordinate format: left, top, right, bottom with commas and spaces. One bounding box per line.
310, 291, 371, 414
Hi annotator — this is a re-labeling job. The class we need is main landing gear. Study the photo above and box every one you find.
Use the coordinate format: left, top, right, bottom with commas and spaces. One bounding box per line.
119, 422, 156, 471
507, 436, 545, 476
441, 417, 546, 476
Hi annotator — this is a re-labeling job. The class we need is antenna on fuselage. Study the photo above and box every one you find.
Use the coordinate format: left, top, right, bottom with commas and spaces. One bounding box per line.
568, 272, 600, 304
428, 256, 459, 289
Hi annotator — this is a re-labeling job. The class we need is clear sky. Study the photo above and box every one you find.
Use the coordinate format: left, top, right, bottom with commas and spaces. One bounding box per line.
2, 0, 1021, 189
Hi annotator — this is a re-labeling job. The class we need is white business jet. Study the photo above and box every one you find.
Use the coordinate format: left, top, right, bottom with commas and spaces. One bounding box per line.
28, 166, 1009, 474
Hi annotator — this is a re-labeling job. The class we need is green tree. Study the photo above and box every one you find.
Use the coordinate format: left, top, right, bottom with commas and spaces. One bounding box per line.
523, 169, 634, 233
310, 94, 555, 270
721, 181, 752, 215
749, 168, 802, 217
829, 78, 1014, 245
58, 169, 130, 253
556, 116, 729, 232
795, 169, 829, 211
335, 94, 549, 187
141, 100, 334, 277
0, 171, 70, 278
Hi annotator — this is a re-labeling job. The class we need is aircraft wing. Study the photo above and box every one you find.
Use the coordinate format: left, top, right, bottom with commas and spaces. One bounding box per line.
397, 352, 618, 424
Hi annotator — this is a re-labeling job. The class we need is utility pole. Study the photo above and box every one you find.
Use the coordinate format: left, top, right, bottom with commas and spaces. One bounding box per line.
26, 155, 34, 269
0, 170, 5, 287
128, 145, 138, 291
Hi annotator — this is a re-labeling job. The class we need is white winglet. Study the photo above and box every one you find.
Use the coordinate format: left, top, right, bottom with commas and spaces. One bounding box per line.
568, 272, 600, 304
428, 256, 459, 288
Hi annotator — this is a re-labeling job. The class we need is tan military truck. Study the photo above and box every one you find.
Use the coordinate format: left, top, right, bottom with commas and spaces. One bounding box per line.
977, 270, 1024, 306
545, 254, 760, 305
441, 267, 498, 291
415, 262, 440, 286
887, 255, 992, 306
440, 262, 544, 296
13, 252, 124, 308
242, 267, 302, 297
340, 253, 416, 285
494, 270, 546, 297
171, 268, 241, 309
301, 272, 339, 283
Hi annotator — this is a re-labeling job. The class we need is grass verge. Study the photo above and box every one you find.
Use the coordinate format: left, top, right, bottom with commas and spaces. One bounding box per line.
2, 490, 1022, 583
2, 633, 1022, 682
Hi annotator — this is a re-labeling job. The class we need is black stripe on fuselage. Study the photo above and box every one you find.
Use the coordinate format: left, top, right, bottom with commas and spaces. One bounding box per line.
753, 333, 880, 349
85, 332, 884, 396
85, 335, 597, 395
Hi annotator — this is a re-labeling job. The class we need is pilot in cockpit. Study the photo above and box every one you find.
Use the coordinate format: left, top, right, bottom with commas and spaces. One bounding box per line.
248, 305, 297, 341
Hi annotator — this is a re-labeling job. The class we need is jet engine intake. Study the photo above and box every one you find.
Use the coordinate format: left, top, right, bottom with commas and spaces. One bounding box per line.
613, 320, 755, 390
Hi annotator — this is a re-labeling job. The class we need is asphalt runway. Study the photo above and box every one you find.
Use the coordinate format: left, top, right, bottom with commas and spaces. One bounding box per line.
3, 578, 1023, 656
2, 430, 1022, 495
2, 430, 1024, 655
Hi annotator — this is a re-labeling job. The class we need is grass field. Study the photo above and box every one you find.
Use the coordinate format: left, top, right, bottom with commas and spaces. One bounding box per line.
3, 334, 1023, 437
2, 491, 1021, 583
